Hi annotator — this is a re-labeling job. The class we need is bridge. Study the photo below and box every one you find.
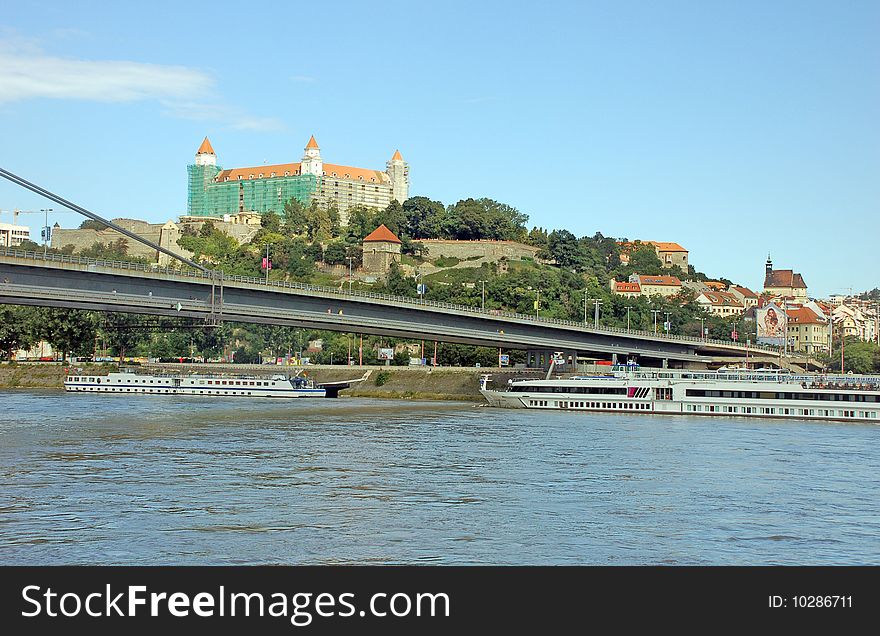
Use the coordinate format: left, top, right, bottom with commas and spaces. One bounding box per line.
0, 248, 782, 368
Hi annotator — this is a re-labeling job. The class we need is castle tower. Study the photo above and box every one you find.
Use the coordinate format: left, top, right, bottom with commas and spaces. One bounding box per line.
386, 149, 409, 203
362, 224, 402, 276
765, 253, 773, 277
300, 135, 323, 177
188, 137, 221, 215
195, 136, 217, 166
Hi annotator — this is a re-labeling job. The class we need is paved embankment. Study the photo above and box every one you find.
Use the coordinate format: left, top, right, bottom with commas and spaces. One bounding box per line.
0, 362, 541, 401
0, 362, 117, 388
142, 363, 541, 401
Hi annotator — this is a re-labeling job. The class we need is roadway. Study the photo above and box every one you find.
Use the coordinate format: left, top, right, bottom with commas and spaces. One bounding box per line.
0, 249, 781, 367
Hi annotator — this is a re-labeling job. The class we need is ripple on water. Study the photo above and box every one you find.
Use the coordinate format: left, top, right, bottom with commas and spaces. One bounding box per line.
0, 391, 878, 565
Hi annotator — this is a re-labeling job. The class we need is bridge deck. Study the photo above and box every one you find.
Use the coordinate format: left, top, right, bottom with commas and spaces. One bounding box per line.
0, 249, 780, 365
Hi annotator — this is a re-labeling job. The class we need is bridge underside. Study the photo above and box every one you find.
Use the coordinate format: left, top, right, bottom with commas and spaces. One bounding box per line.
0, 258, 776, 368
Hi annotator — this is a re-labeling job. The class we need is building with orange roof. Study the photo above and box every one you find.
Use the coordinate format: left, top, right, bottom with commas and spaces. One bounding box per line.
785, 306, 830, 354
362, 224, 402, 275
187, 135, 409, 225
617, 240, 689, 270
763, 255, 807, 299
695, 291, 745, 317
629, 273, 683, 298
728, 285, 759, 309
609, 280, 642, 298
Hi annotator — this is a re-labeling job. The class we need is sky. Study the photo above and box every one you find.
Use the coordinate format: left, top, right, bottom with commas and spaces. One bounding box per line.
0, 0, 877, 297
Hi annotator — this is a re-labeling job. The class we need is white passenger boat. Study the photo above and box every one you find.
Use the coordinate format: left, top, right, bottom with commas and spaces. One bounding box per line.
479, 367, 880, 423
64, 371, 327, 398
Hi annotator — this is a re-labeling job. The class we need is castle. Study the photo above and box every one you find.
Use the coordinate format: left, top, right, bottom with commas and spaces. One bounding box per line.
187, 136, 409, 226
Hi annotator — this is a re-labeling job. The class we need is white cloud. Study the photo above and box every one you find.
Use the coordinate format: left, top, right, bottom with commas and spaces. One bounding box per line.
291, 75, 316, 83
0, 37, 285, 131
0, 47, 213, 104
161, 101, 286, 132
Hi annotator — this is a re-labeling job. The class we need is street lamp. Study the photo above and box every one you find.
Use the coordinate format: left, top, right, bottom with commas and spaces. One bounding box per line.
40, 208, 52, 257
651, 309, 662, 335
415, 270, 425, 298
625, 306, 633, 332
583, 290, 588, 325
535, 289, 540, 319
479, 280, 487, 311
664, 311, 672, 334
699, 317, 705, 341
347, 256, 354, 293
592, 299, 602, 329
263, 243, 271, 284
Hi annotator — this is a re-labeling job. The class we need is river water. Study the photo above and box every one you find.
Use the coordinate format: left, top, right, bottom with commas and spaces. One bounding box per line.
1, 390, 878, 565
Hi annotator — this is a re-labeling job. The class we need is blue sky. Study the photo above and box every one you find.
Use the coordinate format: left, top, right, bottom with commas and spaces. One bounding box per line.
1, 0, 877, 296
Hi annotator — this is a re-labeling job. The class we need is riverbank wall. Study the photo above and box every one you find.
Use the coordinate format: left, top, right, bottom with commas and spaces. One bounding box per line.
0, 362, 541, 401
0, 362, 117, 389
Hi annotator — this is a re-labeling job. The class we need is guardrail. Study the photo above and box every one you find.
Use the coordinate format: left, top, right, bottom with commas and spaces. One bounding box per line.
0, 246, 781, 354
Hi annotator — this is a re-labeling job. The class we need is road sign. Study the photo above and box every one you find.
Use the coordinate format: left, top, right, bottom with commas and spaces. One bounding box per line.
499, 354, 510, 366
417, 283, 427, 295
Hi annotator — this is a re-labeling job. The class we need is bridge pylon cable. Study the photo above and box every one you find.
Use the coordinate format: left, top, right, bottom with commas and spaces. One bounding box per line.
0, 167, 209, 273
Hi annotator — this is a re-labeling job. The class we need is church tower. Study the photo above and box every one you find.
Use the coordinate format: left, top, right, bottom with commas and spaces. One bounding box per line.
187, 137, 221, 216
386, 149, 409, 203
300, 135, 323, 177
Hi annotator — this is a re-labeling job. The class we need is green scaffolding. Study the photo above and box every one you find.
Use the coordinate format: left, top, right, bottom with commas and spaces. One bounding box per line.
187, 164, 318, 217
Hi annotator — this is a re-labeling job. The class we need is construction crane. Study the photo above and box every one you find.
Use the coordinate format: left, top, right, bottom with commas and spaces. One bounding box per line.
0, 208, 39, 225
0, 207, 56, 254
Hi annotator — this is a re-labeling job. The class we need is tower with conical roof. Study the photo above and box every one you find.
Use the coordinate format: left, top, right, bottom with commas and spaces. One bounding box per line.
386, 149, 409, 203
301, 135, 323, 177
187, 137, 222, 215
195, 136, 217, 166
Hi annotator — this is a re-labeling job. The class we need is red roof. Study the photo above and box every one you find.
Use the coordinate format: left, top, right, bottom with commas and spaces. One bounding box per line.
363, 224, 401, 244
787, 307, 825, 325
765, 269, 807, 289
391, 149, 403, 161
214, 162, 388, 184
614, 281, 641, 293
197, 137, 215, 154
639, 275, 681, 286
699, 291, 744, 307
731, 285, 758, 298
306, 135, 319, 150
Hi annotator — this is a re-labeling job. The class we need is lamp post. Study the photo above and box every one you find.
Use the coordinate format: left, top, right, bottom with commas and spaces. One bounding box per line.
592, 299, 602, 329
40, 208, 52, 257
264, 243, 271, 284
535, 289, 540, 319
699, 317, 705, 341
347, 256, 353, 293
626, 306, 633, 332
583, 290, 588, 325
664, 311, 671, 334
415, 270, 424, 298
651, 309, 662, 335
479, 280, 487, 311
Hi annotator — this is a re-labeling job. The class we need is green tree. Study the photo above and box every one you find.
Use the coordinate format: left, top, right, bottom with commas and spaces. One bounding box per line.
260, 211, 282, 233
345, 206, 377, 242
79, 219, 108, 230
323, 241, 347, 265
403, 196, 447, 238
36, 309, 99, 360
373, 200, 406, 237
0, 306, 38, 359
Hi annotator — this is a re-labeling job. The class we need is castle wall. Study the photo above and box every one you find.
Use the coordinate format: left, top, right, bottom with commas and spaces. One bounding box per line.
418, 239, 541, 261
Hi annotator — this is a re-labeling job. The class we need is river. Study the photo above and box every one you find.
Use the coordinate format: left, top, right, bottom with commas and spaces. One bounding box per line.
1, 390, 878, 564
